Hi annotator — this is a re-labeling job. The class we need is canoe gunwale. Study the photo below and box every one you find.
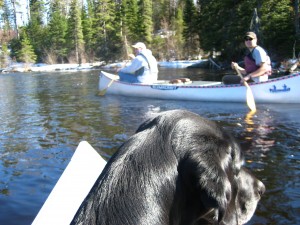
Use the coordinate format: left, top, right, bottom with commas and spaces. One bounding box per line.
100, 71, 300, 88
99, 71, 300, 104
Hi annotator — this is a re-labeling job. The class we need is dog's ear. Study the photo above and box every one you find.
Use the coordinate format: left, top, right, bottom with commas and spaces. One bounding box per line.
135, 117, 155, 133
179, 134, 243, 223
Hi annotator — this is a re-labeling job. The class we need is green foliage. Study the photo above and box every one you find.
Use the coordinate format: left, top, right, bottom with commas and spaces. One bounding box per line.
197, 0, 254, 60
0, 43, 10, 68
1, 0, 15, 32
66, 0, 85, 63
90, 0, 122, 61
9, 37, 21, 61
17, 32, 37, 63
197, 0, 297, 61
173, 6, 185, 59
122, 0, 139, 42
260, 0, 295, 59
81, 2, 95, 61
3, 0, 300, 63
183, 0, 199, 58
137, 0, 153, 44
46, 0, 68, 63
29, 0, 45, 25
26, 0, 47, 62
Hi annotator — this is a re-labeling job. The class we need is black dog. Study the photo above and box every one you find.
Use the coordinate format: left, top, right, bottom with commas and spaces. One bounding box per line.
71, 109, 265, 225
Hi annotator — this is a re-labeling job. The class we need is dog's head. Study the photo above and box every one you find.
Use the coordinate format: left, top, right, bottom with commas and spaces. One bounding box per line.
229, 167, 265, 225
137, 110, 265, 224
72, 109, 265, 225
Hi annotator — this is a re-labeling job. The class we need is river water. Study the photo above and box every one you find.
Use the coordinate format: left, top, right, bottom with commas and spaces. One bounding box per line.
0, 68, 299, 225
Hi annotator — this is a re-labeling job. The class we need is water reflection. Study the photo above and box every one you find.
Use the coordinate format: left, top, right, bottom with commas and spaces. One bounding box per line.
245, 111, 255, 133
240, 106, 300, 225
244, 110, 276, 151
0, 70, 299, 225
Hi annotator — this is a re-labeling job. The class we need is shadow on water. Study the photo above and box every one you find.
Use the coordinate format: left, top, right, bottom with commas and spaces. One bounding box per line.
0, 69, 299, 224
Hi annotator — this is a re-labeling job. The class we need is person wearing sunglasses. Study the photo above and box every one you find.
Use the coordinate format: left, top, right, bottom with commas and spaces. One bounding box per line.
222, 32, 272, 84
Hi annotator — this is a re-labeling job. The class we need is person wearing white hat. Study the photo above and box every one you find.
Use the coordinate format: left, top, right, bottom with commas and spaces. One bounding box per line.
223, 31, 272, 84
118, 42, 158, 83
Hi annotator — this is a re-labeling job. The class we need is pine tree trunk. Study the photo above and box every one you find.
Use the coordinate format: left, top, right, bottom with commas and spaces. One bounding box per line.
11, 0, 19, 38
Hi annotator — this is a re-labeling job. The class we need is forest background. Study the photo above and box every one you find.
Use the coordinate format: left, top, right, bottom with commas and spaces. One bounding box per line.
0, 0, 300, 68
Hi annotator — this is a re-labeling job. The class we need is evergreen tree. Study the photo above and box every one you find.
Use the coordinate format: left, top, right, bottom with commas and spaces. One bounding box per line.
183, 0, 199, 58
81, 1, 95, 62
66, 0, 85, 64
2, 0, 300, 63
150, 0, 184, 60
0, 43, 10, 68
92, 0, 122, 61
173, 6, 184, 59
122, 0, 139, 43
152, 0, 175, 32
46, 0, 68, 63
26, 0, 46, 62
1, 0, 14, 31
137, 0, 153, 45
29, 0, 44, 24
17, 32, 37, 64
260, 0, 295, 59
197, 0, 254, 60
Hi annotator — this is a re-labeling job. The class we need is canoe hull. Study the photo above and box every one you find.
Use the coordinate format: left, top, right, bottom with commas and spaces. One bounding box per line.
32, 141, 106, 225
99, 71, 300, 104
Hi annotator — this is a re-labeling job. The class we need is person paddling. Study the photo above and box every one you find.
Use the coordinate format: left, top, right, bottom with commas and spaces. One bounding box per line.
223, 32, 272, 84
118, 42, 158, 83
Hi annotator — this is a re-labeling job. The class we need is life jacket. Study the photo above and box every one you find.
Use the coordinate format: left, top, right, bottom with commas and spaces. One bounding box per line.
244, 52, 258, 73
135, 51, 158, 83
244, 47, 272, 76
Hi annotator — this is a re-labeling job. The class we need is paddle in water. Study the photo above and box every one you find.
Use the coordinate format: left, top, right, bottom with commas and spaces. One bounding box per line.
98, 78, 115, 96
234, 66, 256, 112
99, 36, 132, 96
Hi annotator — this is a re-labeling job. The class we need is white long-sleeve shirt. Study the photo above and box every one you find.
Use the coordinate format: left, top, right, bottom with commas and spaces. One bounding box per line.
119, 49, 158, 83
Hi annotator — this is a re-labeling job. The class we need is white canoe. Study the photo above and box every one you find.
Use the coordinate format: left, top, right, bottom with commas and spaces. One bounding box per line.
99, 71, 300, 104
32, 141, 107, 225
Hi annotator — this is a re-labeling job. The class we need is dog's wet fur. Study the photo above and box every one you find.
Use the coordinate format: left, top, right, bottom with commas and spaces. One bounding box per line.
71, 109, 265, 225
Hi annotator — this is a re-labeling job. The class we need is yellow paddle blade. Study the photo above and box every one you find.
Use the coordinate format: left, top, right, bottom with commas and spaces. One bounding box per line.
98, 88, 108, 96
98, 79, 115, 96
246, 86, 256, 112
234, 65, 257, 112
